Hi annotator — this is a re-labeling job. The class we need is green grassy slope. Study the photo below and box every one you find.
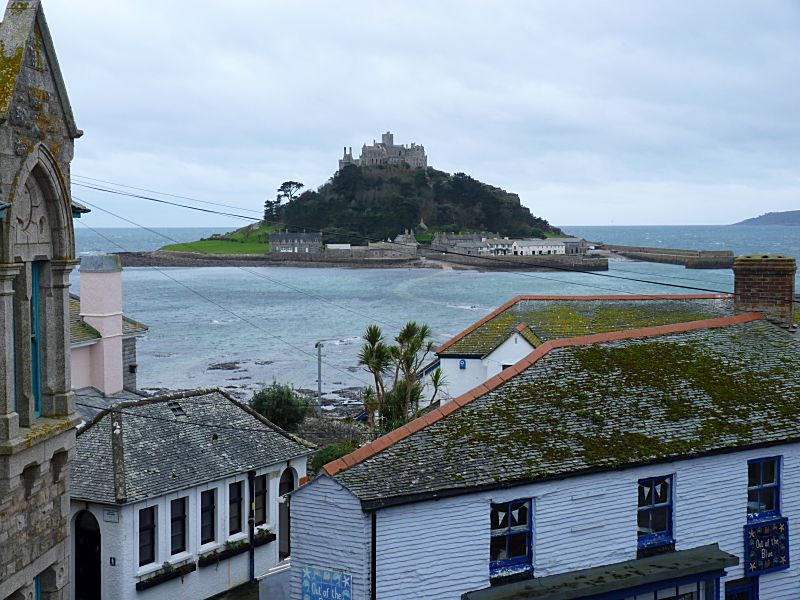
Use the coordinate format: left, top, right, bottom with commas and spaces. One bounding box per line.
161, 222, 276, 254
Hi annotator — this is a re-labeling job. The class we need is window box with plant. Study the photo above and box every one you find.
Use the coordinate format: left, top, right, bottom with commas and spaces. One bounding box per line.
198, 539, 250, 568
254, 527, 276, 547
135, 561, 197, 591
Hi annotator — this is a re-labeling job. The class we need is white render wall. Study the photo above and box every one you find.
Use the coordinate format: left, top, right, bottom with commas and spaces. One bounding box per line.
293, 443, 800, 600
438, 333, 534, 401
70, 459, 306, 600
290, 476, 372, 600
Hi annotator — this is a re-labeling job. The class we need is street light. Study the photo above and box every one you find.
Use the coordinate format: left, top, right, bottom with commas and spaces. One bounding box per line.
314, 341, 324, 413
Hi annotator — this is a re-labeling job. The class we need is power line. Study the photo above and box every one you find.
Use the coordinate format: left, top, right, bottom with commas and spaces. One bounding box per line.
74, 397, 360, 437
71, 177, 799, 304
74, 195, 402, 329
72, 175, 264, 214
75, 218, 374, 388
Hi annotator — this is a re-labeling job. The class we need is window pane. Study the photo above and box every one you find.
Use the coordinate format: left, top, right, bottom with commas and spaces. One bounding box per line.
490, 536, 506, 562
638, 480, 653, 508
507, 533, 529, 559
171, 498, 186, 554
651, 507, 669, 533
229, 482, 243, 534
510, 501, 529, 528
748, 461, 760, 487
747, 490, 761, 514
201, 490, 216, 544
760, 487, 776, 512
637, 510, 651, 535
763, 460, 776, 485
491, 504, 509, 531
654, 478, 670, 504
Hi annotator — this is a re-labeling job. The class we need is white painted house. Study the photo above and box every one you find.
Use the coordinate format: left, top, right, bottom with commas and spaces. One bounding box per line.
511, 239, 566, 256
69, 389, 313, 600
291, 255, 798, 600
434, 293, 738, 401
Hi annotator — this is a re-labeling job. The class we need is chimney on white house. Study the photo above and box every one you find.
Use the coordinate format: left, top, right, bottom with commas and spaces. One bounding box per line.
79, 253, 124, 395
733, 254, 797, 328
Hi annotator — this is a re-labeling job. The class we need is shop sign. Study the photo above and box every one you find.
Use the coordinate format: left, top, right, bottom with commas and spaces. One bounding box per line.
744, 517, 789, 576
301, 565, 352, 600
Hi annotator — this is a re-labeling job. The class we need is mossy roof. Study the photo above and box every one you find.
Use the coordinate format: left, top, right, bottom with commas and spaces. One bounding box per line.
334, 318, 800, 504
68, 295, 148, 345
438, 295, 734, 357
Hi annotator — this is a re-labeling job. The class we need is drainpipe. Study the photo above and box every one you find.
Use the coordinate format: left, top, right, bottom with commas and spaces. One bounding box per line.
248, 469, 256, 584
371, 511, 377, 600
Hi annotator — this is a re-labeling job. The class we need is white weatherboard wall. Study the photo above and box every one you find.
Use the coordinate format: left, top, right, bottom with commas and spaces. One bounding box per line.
290, 476, 371, 600
70, 460, 305, 600
293, 443, 800, 599
438, 333, 534, 401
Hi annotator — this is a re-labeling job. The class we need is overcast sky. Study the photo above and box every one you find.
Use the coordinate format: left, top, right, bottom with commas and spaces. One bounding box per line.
41, 0, 800, 228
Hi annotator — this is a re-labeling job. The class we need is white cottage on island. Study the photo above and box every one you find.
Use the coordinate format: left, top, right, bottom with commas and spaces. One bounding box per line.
70, 389, 313, 600
291, 255, 799, 600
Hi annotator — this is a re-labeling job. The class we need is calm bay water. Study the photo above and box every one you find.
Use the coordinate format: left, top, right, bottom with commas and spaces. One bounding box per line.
71, 226, 798, 400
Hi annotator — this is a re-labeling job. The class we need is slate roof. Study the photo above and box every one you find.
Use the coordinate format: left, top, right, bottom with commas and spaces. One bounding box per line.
437, 295, 734, 357
329, 314, 800, 507
72, 389, 314, 504
68, 295, 148, 345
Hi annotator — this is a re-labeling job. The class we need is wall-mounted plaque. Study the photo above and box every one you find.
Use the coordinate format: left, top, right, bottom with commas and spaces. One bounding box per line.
301, 565, 352, 600
744, 517, 789, 576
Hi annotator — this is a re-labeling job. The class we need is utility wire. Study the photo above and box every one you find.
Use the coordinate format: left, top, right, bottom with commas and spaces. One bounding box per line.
74, 195, 402, 329
74, 397, 357, 436
72, 177, 799, 304
75, 219, 374, 388
72, 175, 263, 214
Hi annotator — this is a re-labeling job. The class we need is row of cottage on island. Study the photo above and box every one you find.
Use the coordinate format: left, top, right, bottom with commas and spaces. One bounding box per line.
3, 2, 800, 600
267, 230, 590, 257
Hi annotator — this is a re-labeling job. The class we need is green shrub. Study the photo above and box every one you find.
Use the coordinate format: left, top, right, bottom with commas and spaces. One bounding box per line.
310, 440, 360, 472
251, 382, 309, 432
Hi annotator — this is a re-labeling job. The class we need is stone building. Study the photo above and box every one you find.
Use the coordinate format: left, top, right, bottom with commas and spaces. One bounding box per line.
0, 1, 83, 598
268, 231, 322, 254
339, 131, 427, 170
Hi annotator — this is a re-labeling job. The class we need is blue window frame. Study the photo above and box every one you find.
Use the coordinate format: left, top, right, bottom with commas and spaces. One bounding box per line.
34, 574, 41, 600
637, 475, 673, 549
30, 262, 42, 418
747, 457, 780, 520
490, 498, 533, 579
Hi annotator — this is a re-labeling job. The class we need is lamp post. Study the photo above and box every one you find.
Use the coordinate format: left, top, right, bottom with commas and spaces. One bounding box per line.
314, 341, 324, 414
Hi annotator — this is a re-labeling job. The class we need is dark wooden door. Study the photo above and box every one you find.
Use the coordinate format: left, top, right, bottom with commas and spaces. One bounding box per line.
75, 510, 101, 600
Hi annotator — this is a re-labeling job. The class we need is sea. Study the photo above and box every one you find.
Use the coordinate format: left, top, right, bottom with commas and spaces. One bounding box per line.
72, 225, 799, 403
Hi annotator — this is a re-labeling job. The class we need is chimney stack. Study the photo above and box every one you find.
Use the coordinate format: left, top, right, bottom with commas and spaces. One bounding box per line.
79, 253, 124, 395
733, 254, 796, 328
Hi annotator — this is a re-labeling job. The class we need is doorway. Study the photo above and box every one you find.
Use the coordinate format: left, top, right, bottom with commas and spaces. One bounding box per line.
279, 468, 296, 560
74, 510, 101, 600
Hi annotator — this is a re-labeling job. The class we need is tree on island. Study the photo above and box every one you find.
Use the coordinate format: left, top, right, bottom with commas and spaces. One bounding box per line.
264, 181, 305, 223
358, 322, 445, 432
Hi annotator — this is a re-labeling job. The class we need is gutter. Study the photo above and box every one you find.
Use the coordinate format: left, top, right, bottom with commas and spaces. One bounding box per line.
371, 512, 377, 600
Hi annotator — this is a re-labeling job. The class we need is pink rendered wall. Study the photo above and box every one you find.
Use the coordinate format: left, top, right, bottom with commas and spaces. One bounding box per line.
79, 266, 124, 395
70, 346, 92, 390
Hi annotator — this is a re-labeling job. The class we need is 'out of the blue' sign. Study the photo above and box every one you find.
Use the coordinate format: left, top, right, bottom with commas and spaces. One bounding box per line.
744, 517, 789, 576
301, 565, 352, 600
459, 359, 466, 370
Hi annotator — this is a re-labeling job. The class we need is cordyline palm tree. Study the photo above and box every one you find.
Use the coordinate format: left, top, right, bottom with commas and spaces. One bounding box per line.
358, 325, 391, 425
358, 321, 437, 432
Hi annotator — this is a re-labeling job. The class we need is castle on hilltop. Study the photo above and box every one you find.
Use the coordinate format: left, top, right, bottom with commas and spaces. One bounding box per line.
339, 131, 427, 170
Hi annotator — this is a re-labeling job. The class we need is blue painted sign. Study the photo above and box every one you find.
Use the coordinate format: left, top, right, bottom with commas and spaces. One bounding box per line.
459, 359, 466, 370
744, 517, 789, 576
301, 565, 352, 600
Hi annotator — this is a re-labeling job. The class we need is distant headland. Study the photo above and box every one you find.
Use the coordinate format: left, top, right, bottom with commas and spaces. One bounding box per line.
733, 210, 800, 226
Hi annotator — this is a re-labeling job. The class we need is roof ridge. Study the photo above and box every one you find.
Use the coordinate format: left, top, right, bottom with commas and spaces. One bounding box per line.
434, 293, 732, 353
324, 311, 762, 477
